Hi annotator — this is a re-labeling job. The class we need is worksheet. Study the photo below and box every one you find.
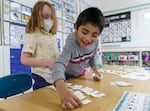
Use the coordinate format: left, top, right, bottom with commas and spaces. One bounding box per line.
113, 91, 150, 111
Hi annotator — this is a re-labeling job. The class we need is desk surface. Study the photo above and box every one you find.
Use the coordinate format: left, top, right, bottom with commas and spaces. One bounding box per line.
0, 66, 150, 111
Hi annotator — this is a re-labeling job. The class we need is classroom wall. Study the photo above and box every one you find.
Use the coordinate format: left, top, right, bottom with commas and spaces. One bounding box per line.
12, 0, 37, 7
85, 0, 150, 14
0, 0, 38, 76
103, 0, 150, 12
101, 7, 150, 52
97, 0, 150, 52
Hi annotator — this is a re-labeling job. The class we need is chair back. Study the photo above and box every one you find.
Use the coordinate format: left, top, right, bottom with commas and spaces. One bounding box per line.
0, 73, 32, 98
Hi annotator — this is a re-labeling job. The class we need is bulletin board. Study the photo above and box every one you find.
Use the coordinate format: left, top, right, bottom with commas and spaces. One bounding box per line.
101, 7, 150, 52
9, 23, 26, 48
101, 12, 131, 43
4, 0, 32, 23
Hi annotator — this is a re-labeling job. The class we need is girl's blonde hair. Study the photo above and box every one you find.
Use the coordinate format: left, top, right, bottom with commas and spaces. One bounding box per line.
26, 1, 57, 34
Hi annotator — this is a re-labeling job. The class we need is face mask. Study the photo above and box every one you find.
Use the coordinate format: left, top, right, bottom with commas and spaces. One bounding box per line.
43, 19, 53, 32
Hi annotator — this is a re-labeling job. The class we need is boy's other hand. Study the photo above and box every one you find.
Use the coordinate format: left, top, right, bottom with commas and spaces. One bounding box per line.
93, 73, 103, 81
60, 88, 83, 110
55, 79, 83, 110
92, 66, 103, 81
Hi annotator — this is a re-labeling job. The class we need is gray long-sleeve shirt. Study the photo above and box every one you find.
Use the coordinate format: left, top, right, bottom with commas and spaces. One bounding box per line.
52, 32, 99, 82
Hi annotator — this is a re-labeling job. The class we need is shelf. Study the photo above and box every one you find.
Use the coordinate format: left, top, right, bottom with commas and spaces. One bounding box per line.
102, 51, 140, 66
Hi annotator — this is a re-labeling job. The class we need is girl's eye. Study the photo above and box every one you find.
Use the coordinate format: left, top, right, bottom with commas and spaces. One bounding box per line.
43, 16, 48, 19
43, 14, 50, 19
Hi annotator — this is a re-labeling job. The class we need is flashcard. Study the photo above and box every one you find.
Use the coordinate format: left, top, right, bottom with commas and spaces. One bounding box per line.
47, 85, 57, 91
90, 93, 106, 98
66, 82, 72, 86
73, 91, 85, 100
110, 81, 133, 87
80, 87, 94, 94
47, 82, 73, 91
68, 84, 83, 90
81, 99, 92, 105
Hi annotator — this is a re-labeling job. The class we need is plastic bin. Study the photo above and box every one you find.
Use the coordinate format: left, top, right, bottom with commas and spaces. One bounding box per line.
118, 55, 127, 61
111, 55, 118, 61
103, 55, 111, 61
128, 55, 139, 61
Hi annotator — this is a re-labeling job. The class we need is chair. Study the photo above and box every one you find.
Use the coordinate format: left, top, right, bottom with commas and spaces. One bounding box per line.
0, 73, 32, 99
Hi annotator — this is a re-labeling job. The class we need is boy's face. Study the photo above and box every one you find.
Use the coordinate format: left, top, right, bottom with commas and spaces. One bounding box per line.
75, 23, 100, 48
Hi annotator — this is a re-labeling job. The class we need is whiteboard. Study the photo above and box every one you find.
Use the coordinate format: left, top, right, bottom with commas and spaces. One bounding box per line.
131, 8, 150, 47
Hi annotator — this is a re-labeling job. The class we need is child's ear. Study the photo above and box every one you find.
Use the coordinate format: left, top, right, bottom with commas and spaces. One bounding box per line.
74, 24, 77, 32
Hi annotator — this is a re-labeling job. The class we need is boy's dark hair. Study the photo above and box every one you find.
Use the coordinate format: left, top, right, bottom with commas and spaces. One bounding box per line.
75, 7, 104, 33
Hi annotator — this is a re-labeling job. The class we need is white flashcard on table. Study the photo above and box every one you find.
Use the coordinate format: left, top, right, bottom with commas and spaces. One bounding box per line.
110, 81, 133, 87
90, 93, 106, 98
47, 85, 57, 91
73, 91, 85, 100
81, 99, 92, 105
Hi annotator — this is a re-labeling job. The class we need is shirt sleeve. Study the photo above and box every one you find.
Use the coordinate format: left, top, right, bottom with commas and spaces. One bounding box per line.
52, 35, 59, 59
89, 40, 99, 67
52, 39, 73, 82
21, 33, 36, 55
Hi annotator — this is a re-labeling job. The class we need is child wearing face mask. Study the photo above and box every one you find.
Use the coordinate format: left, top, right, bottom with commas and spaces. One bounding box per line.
51, 7, 104, 110
21, 1, 59, 90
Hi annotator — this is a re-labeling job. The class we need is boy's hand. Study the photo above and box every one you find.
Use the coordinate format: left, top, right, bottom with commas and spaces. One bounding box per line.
55, 79, 83, 110
59, 88, 83, 110
92, 66, 103, 81
93, 73, 103, 81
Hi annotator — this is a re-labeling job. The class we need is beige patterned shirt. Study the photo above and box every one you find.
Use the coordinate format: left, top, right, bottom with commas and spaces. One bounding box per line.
22, 29, 59, 82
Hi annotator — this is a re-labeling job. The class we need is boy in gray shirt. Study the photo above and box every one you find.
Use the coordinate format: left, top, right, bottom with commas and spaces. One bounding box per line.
52, 7, 104, 110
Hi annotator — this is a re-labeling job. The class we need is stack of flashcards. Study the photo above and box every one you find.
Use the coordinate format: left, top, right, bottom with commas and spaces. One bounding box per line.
68, 85, 105, 98
68, 84, 106, 105
47, 83, 106, 105
113, 91, 150, 111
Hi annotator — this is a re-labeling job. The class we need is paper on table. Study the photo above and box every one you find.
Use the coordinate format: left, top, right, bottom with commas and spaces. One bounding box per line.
121, 71, 150, 80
